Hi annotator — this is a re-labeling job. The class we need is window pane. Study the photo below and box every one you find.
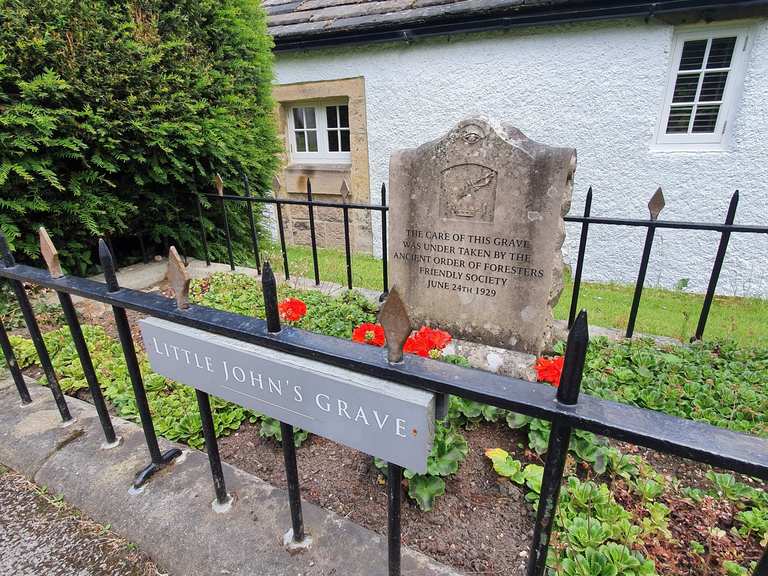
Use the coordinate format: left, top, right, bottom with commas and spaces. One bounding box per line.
679, 39, 707, 70
307, 130, 318, 152
326, 106, 338, 128
328, 130, 339, 152
699, 71, 729, 102
340, 129, 350, 152
672, 73, 700, 103
666, 106, 693, 133
304, 108, 316, 129
339, 105, 349, 128
295, 131, 306, 152
293, 108, 305, 130
707, 37, 736, 69
692, 105, 721, 133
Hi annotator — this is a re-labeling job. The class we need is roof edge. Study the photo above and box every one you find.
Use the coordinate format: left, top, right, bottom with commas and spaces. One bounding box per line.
271, 0, 768, 52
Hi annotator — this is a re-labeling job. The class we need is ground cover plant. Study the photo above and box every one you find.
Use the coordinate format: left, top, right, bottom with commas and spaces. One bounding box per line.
0, 0, 279, 274
2, 271, 767, 574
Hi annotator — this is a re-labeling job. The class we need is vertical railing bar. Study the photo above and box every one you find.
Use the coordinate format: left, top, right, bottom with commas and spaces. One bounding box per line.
195, 389, 232, 508
57, 290, 119, 446
306, 179, 320, 286
195, 193, 211, 267
262, 262, 305, 543
343, 205, 353, 290
242, 171, 262, 274
387, 462, 403, 576
0, 316, 32, 404
221, 196, 235, 272
99, 240, 181, 487
276, 203, 290, 281
625, 224, 656, 339
138, 235, 149, 264
526, 311, 589, 576
694, 190, 739, 341
0, 234, 72, 422
568, 187, 592, 328
380, 183, 389, 299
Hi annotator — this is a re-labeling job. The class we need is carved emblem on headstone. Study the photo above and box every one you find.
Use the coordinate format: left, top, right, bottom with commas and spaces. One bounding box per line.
440, 164, 497, 222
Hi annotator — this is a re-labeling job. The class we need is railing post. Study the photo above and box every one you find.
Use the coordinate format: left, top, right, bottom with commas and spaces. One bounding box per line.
99, 239, 181, 488
273, 177, 290, 281
568, 187, 592, 329
216, 174, 235, 272
241, 170, 262, 274
753, 546, 767, 576
0, 316, 31, 405
195, 192, 211, 267
306, 179, 320, 286
40, 228, 119, 447
0, 233, 72, 423
388, 463, 403, 576
526, 310, 589, 576
262, 262, 306, 544
380, 183, 389, 300
694, 190, 739, 341
341, 180, 353, 290
626, 188, 665, 338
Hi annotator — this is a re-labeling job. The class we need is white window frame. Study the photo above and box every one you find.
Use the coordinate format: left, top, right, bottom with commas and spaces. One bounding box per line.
286, 99, 352, 164
652, 24, 753, 152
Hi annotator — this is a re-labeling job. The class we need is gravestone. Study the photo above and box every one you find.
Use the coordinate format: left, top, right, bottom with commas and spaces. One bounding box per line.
388, 117, 576, 355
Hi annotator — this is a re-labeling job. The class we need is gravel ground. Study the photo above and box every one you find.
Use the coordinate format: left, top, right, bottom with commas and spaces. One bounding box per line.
0, 465, 163, 576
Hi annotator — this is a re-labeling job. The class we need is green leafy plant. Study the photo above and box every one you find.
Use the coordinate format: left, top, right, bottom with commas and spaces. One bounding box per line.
1, 0, 279, 273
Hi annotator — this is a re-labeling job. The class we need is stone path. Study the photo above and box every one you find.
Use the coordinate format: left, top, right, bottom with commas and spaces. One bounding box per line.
0, 465, 161, 576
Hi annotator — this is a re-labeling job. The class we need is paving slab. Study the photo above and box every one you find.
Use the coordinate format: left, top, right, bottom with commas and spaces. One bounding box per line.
0, 377, 461, 576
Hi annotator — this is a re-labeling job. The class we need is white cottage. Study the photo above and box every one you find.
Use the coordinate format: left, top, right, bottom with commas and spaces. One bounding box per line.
265, 0, 768, 296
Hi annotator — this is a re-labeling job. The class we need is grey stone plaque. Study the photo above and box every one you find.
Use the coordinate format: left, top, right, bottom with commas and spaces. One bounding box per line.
140, 318, 435, 472
389, 117, 576, 354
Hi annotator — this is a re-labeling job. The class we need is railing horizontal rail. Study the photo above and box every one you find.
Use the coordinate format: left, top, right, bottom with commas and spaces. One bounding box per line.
565, 215, 768, 234
3, 261, 767, 480
203, 192, 388, 212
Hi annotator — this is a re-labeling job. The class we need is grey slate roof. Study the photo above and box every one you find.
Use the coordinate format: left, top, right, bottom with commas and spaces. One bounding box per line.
265, 0, 768, 48
265, 0, 582, 41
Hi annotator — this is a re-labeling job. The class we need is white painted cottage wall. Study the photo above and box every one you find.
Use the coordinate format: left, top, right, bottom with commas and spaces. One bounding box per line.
274, 18, 768, 296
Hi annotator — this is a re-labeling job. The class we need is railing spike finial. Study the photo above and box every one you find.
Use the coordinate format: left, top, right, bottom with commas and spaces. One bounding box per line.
648, 187, 665, 221
167, 246, 190, 310
98, 238, 120, 293
0, 231, 14, 267
215, 173, 224, 196
377, 287, 411, 364
558, 309, 589, 406
39, 227, 63, 278
273, 175, 282, 193
262, 261, 281, 334
340, 178, 351, 203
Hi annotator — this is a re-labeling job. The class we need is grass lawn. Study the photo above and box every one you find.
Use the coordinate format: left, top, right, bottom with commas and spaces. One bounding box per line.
253, 243, 768, 345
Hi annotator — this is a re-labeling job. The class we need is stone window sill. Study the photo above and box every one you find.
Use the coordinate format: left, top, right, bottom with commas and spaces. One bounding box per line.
285, 162, 351, 172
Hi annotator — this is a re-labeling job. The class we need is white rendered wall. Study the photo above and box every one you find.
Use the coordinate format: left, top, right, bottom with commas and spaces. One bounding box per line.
274, 18, 768, 296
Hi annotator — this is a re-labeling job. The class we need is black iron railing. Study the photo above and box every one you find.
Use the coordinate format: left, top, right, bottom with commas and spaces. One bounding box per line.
0, 232, 767, 576
197, 176, 389, 296
199, 180, 767, 343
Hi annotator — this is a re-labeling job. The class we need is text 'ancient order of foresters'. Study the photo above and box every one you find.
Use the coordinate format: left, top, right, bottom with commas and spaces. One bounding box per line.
388, 117, 577, 354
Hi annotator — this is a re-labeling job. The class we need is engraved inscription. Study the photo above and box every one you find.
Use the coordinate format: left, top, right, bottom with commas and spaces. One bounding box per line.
440, 164, 497, 223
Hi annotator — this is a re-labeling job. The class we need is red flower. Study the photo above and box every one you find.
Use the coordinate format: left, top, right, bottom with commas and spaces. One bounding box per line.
403, 326, 452, 358
535, 355, 564, 387
352, 323, 386, 347
278, 298, 307, 322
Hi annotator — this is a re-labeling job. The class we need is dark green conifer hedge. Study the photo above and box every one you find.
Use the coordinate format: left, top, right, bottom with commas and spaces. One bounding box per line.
0, 0, 279, 273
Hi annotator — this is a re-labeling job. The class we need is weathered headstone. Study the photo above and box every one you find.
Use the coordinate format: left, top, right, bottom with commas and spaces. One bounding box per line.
389, 117, 576, 354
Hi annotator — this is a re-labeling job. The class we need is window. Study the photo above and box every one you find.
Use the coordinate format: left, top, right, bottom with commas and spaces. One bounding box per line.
287, 102, 351, 163
654, 26, 751, 151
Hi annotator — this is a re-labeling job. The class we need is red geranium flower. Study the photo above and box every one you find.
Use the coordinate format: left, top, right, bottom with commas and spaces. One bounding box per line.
535, 355, 564, 388
352, 323, 386, 347
278, 297, 307, 322
403, 326, 452, 358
